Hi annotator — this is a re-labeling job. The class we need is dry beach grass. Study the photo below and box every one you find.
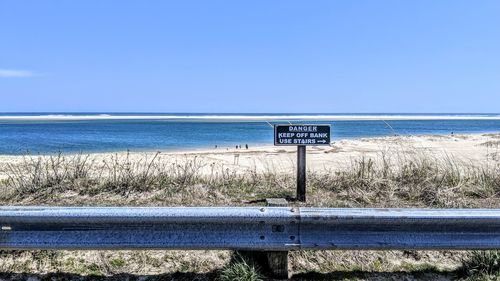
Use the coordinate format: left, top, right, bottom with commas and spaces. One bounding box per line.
0, 133, 499, 280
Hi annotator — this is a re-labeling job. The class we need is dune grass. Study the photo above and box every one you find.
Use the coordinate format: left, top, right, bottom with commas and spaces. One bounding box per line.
458, 251, 500, 281
219, 254, 263, 281
0, 145, 499, 280
1, 148, 498, 208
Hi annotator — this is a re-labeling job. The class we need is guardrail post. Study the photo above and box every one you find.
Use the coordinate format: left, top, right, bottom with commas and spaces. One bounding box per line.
232, 199, 290, 279
265, 251, 289, 279
264, 198, 289, 279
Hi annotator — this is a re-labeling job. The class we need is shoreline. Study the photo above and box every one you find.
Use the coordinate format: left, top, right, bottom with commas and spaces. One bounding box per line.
0, 132, 497, 157
0, 133, 497, 180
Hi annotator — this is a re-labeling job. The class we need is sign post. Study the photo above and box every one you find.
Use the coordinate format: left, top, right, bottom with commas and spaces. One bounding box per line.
274, 124, 331, 202
297, 145, 306, 201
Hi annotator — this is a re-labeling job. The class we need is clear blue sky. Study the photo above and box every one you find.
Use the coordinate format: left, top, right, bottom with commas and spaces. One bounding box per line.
1, 1, 499, 113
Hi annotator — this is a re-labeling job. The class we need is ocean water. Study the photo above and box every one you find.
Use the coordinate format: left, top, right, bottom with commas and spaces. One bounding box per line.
0, 113, 499, 155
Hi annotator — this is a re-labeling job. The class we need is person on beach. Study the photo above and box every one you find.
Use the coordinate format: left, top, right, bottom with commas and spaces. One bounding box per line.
245, 144, 248, 149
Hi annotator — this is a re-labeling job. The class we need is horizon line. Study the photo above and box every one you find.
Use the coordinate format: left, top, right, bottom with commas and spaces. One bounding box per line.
0, 113, 500, 121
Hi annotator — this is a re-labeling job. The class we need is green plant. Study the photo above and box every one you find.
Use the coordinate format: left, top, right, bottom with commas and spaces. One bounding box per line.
219, 256, 263, 281
459, 251, 500, 280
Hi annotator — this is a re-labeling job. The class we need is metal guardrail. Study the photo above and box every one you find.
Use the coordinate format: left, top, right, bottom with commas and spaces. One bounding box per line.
2, 207, 500, 250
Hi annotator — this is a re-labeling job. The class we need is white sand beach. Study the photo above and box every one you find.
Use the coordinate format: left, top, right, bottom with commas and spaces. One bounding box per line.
1, 114, 500, 121
1, 133, 498, 180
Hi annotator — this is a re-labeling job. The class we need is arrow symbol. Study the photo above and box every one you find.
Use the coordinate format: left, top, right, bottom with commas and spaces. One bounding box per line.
317, 140, 327, 144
